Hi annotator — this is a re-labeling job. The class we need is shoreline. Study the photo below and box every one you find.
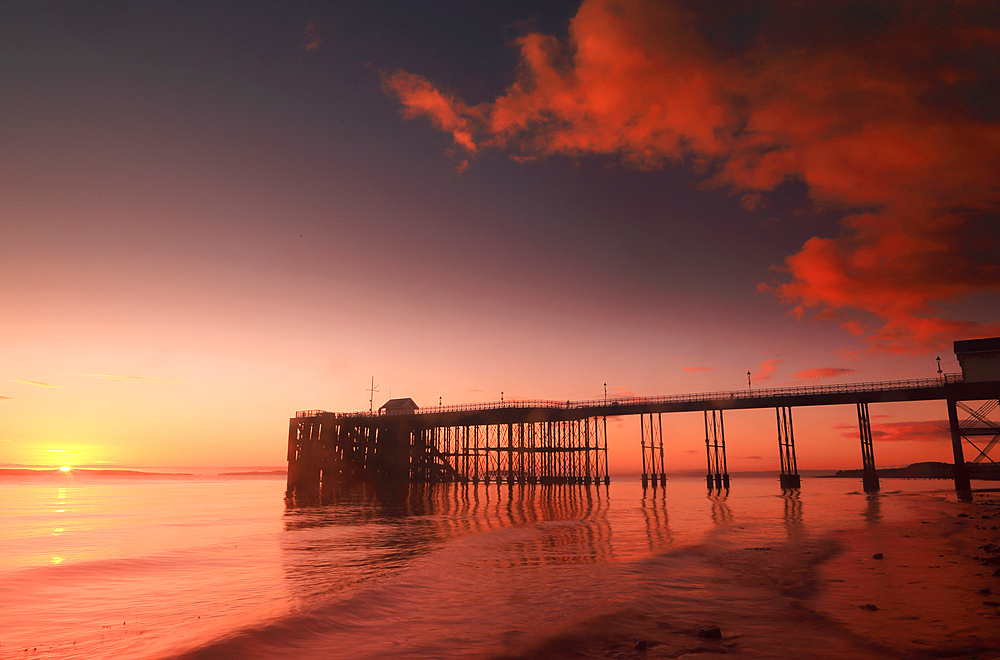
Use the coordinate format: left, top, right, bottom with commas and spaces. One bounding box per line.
502, 488, 1000, 659
0, 468, 286, 478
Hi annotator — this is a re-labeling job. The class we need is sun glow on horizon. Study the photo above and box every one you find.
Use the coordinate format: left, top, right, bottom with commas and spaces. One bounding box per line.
59, 466, 71, 472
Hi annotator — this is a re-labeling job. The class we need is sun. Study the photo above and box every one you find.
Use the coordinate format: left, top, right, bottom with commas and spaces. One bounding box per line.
59, 466, 71, 472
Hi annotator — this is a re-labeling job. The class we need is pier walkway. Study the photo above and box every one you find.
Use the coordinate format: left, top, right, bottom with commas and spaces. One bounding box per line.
287, 373, 999, 502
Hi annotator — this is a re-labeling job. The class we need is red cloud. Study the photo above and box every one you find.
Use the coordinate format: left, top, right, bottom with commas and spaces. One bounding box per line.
383, 71, 481, 153
303, 20, 322, 53
793, 367, 858, 380
385, 0, 1000, 353
753, 359, 784, 381
834, 420, 950, 443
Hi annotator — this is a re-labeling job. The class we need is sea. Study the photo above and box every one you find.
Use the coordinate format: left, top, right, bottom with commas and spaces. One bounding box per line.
2, 472, 998, 659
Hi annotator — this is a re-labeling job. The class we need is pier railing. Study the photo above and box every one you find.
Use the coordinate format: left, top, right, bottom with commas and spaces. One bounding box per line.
296, 374, 962, 418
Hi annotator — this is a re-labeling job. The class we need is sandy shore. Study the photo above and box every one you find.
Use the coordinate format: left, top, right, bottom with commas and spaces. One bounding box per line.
502, 488, 1000, 659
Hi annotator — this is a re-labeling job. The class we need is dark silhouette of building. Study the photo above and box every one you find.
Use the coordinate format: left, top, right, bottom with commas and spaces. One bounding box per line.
380, 398, 419, 416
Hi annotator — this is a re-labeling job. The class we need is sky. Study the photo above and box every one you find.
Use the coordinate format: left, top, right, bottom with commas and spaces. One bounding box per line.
2, 0, 998, 473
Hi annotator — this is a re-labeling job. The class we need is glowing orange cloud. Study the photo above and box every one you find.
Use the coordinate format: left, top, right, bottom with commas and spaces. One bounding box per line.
385, 0, 1000, 353
11, 380, 61, 388
682, 366, 712, 373
793, 367, 859, 380
385, 1, 729, 165
753, 359, 784, 381
835, 420, 950, 443
88, 375, 188, 383
383, 71, 481, 153
0, 395, 12, 400
611, 386, 636, 398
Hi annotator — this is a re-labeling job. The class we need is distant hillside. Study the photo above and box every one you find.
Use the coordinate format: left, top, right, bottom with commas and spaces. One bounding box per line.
834, 461, 1000, 480
0, 468, 194, 477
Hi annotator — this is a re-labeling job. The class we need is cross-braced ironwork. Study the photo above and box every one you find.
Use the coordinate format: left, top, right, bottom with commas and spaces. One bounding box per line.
704, 410, 729, 491
958, 400, 1000, 464
944, 395, 1000, 501
641, 412, 666, 487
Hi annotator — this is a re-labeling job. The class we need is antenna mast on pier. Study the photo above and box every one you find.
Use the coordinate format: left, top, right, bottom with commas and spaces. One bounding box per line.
366, 377, 379, 414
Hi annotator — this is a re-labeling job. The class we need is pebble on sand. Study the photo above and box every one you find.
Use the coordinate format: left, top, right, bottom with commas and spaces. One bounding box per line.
697, 626, 723, 639
859, 604, 879, 611
872, 553, 884, 560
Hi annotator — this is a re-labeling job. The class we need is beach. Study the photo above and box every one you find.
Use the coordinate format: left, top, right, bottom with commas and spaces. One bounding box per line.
2, 474, 998, 659
494, 489, 1000, 659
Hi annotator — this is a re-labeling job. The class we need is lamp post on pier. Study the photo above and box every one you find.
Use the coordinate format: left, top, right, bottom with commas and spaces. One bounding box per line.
747, 371, 752, 394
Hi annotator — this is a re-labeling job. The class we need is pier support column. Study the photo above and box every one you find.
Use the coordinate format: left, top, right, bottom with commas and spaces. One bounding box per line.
776, 407, 800, 489
285, 416, 323, 502
641, 413, 666, 488
641, 414, 648, 488
857, 403, 879, 493
946, 397, 980, 501
704, 410, 729, 490
658, 413, 666, 486
602, 416, 611, 485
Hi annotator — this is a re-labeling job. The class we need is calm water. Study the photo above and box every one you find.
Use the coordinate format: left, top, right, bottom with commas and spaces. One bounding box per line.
2, 474, 997, 659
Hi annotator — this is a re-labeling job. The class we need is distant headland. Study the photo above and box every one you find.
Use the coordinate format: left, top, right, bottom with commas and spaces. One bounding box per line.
833, 461, 1000, 480
0, 468, 195, 477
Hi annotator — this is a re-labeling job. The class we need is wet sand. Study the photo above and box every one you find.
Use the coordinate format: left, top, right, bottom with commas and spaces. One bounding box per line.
502, 489, 1000, 659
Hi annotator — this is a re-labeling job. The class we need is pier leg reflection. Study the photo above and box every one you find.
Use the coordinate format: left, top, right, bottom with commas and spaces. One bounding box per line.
863, 492, 882, 523
782, 489, 802, 536
708, 488, 732, 525
281, 482, 615, 601
640, 482, 672, 553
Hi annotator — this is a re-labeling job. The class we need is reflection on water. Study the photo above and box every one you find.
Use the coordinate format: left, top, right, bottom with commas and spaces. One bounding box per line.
4, 476, 993, 660
864, 492, 882, 522
640, 485, 672, 553
782, 488, 803, 535
281, 483, 615, 602
264, 477, 995, 660
708, 489, 732, 525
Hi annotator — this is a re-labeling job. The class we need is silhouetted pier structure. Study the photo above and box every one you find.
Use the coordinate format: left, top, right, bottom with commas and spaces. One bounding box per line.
287, 407, 611, 502
287, 339, 1000, 502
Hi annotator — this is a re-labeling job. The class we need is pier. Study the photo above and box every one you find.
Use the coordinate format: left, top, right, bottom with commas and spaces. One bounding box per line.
287, 339, 1000, 502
